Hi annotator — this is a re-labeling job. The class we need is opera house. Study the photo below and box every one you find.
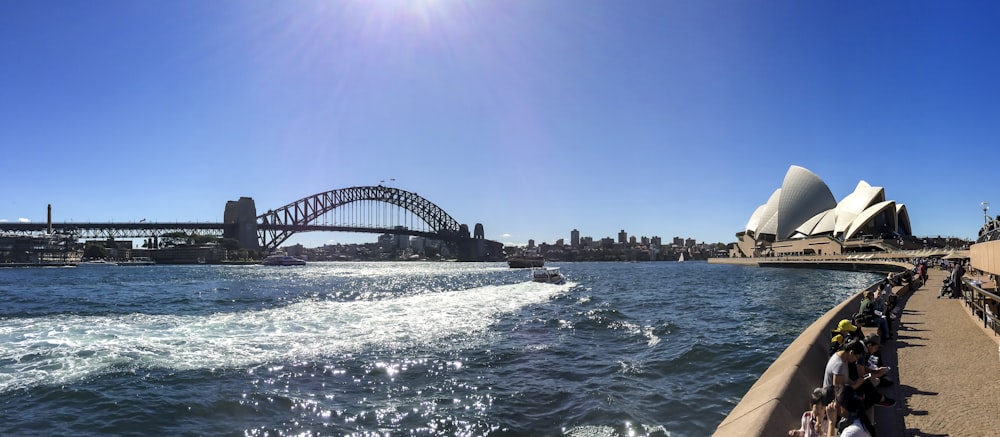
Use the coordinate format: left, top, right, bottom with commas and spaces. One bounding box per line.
732, 165, 912, 257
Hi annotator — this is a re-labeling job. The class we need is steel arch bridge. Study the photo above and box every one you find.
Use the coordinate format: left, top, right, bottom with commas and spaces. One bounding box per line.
256, 186, 472, 251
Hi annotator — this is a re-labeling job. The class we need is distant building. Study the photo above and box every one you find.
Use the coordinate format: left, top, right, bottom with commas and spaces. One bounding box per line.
618, 230, 627, 244
571, 229, 580, 248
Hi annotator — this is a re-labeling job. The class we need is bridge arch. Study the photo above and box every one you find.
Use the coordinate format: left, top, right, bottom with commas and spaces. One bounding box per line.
256, 186, 465, 251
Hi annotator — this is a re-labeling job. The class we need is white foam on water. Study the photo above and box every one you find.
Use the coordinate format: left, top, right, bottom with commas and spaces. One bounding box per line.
0, 281, 571, 392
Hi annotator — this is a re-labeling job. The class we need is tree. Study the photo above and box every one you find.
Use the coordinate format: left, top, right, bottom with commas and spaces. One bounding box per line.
83, 244, 109, 260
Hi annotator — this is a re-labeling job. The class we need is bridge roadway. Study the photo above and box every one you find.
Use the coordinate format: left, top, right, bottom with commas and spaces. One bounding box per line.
0, 222, 452, 241
0, 221, 503, 261
0, 222, 226, 239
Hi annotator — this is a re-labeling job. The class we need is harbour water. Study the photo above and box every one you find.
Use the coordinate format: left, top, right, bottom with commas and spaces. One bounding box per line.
0, 261, 880, 436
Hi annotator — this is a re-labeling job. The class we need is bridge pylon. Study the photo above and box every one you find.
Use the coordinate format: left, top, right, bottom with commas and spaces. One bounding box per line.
223, 197, 260, 250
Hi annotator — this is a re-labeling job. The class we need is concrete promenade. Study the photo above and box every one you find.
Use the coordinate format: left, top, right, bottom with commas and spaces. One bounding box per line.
887, 267, 1000, 436
710, 257, 1000, 437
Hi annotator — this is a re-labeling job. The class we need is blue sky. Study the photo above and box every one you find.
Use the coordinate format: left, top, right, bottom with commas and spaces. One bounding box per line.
2, 1, 998, 247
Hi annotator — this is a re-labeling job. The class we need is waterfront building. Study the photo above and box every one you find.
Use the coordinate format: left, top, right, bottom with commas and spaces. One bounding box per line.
618, 230, 627, 244
733, 165, 913, 257
0, 233, 80, 264
571, 229, 580, 248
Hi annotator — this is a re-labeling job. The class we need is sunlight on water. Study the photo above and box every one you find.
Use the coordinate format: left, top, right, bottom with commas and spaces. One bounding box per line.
0, 280, 572, 393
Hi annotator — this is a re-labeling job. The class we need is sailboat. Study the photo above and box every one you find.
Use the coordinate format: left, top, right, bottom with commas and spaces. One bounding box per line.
678, 252, 685, 262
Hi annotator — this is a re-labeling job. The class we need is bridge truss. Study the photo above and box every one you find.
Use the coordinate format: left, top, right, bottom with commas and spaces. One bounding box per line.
256, 186, 466, 251
0, 222, 224, 240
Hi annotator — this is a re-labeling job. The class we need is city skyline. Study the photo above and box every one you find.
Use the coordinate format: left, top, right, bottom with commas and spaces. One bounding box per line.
3, 2, 999, 247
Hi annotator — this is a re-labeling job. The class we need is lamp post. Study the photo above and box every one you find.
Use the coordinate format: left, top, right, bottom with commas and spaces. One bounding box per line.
982, 201, 991, 225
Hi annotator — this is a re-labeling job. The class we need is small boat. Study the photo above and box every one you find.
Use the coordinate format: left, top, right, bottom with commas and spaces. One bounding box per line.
678, 252, 685, 262
531, 267, 565, 284
262, 255, 306, 266
117, 257, 155, 266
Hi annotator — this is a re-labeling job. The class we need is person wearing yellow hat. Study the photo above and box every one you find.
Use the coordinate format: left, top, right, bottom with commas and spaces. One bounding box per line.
830, 319, 863, 355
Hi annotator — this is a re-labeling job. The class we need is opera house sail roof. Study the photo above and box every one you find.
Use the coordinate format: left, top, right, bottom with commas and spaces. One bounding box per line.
743, 165, 911, 242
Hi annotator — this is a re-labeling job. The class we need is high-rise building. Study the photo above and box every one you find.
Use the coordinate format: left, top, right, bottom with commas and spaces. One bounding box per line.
618, 230, 628, 244
571, 229, 580, 248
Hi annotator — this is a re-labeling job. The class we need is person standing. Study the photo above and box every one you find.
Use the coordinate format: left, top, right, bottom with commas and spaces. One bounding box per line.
950, 262, 966, 298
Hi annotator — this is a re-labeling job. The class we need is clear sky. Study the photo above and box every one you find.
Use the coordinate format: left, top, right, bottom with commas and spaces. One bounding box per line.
2, 1, 999, 248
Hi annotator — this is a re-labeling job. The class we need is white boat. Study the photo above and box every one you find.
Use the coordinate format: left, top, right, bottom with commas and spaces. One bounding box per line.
77, 259, 116, 267
531, 267, 565, 284
678, 252, 685, 262
262, 255, 306, 266
117, 257, 156, 266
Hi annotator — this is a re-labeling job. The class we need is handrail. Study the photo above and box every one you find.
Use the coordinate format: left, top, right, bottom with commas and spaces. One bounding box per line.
960, 277, 1000, 335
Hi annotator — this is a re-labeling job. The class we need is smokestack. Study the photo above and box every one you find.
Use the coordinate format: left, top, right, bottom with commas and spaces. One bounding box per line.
47, 204, 52, 234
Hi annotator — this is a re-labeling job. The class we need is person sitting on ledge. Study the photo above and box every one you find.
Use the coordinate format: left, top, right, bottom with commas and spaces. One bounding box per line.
824, 340, 895, 415
830, 319, 864, 355
834, 384, 874, 437
858, 334, 892, 388
872, 289, 891, 341
858, 291, 890, 341
788, 386, 837, 437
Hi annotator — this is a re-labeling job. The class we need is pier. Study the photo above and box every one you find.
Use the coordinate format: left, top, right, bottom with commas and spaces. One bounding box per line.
711, 256, 1000, 437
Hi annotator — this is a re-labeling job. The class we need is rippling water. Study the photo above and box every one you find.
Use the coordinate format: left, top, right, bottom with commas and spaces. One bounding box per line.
0, 261, 880, 436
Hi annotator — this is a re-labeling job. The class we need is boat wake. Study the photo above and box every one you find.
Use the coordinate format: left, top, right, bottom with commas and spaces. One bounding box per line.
0, 281, 572, 393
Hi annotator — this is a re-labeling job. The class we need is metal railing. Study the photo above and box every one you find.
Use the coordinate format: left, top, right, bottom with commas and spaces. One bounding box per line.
961, 278, 1000, 336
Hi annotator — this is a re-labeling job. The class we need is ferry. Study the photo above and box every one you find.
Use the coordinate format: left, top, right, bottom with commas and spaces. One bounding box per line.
262, 255, 306, 266
117, 257, 155, 266
508, 248, 544, 268
77, 259, 116, 267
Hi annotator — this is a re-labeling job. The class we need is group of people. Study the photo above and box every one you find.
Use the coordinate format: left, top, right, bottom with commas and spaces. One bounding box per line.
790, 324, 896, 436
790, 278, 904, 437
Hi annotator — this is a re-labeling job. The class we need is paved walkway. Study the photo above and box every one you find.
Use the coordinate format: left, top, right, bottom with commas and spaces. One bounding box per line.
876, 267, 1000, 436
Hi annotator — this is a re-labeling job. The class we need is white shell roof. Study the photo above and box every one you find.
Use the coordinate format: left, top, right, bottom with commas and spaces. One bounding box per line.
742, 165, 911, 242
796, 210, 833, 236
845, 200, 896, 240
834, 181, 885, 237
776, 166, 837, 240
756, 188, 782, 237
745, 204, 767, 235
